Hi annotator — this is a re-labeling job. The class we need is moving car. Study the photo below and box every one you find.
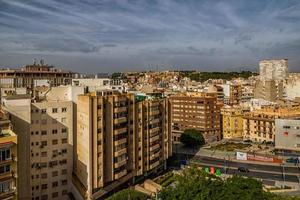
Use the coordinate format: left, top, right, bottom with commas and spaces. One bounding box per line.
237, 166, 249, 173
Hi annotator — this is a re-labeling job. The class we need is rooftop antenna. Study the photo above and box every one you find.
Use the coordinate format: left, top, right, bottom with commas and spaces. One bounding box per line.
40, 59, 44, 66
33, 58, 37, 65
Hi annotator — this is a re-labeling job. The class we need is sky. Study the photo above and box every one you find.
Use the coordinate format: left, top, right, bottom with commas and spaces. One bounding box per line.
0, 0, 300, 73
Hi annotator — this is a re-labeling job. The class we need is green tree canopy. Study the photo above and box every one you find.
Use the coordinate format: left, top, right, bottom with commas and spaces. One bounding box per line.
158, 167, 299, 200
180, 129, 205, 147
106, 188, 148, 200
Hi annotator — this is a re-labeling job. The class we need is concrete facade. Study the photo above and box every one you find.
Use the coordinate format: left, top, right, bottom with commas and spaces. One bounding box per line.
73, 91, 171, 199
275, 118, 300, 152
4, 95, 73, 200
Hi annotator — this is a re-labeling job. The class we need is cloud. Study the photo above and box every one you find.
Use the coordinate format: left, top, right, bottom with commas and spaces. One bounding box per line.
0, 0, 299, 72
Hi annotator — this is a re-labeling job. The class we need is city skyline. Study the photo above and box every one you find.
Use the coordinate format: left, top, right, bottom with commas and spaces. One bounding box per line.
0, 0, 300, 73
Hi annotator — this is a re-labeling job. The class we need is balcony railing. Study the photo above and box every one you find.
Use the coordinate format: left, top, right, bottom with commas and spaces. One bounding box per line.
114, 158, 127, 168
114, 127, 127, 135
149, 143, 160, 152
114, 147, 127, 157
114, 117, 127, 124
114, 169, 127, 179
114, 107, 127, 113
114, 138, 127, 146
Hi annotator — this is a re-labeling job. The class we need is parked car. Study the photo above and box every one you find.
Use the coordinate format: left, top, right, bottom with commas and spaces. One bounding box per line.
237, 166, 249, 173
242, 140, 252, 144
286, 157, 298, 164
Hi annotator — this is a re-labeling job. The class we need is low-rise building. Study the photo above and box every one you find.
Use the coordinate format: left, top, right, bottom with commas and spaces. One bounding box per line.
243, 107, 300, 143
221, 106, 243, 139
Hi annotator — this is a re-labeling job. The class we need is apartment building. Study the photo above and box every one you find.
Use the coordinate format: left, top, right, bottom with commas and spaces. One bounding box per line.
243, 107, 300, 143
275, 118, 300, 153
259, 59, 288, 81
222, 82, 242, 105
221, 106, 243, 139
0, 108, 17, 200
134, 94, 172, 177
73, 91, 171, 200
3, 93, 73, 200
0, 60, 73, 89
169, 92, 221, 143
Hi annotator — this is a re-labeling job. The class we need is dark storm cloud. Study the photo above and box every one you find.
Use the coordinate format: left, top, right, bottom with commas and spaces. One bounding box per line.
0, 0, 300, 72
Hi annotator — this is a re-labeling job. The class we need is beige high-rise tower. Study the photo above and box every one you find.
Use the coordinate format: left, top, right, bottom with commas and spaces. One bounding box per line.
73, 91, 171, 199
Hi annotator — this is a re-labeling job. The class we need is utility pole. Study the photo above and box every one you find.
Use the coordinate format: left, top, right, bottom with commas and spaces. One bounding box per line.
282, 150, 286, 188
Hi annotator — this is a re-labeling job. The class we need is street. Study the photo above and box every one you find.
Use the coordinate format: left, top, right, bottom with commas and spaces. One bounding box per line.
175, 153, 300, 183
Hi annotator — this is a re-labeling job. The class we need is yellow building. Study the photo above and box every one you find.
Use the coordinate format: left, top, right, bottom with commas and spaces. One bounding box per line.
221, 106, 243, 139
0, 108, 17, 200
243, 106, 300, 143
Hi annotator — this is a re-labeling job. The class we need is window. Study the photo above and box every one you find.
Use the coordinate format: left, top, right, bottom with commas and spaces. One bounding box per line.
52, 181, 58, 188
61, 128, 67, 133
41, 173, 47, 179
41, 130, 47, 135
41, 194, 48, 200
61, 118, 67, 123
52, 192, 58, 198
61, 180, 67, 185
62, 149, 67, 154
62, 190, 68, 195
62, 138, 67, 144
61, 169, 67, 175
0, 164, 10, 174
52, 140, 58, 145
52, 129, 58, 134
41, 184, 48, 190
62, 107, 67, 112
41, 141, 47, 147
52, 171, 58, 177
52, 108, 58, 113
41, 151, 47, 157
0, 181, 11, 193
41, 109, 46, 114
0, 148, 11, 162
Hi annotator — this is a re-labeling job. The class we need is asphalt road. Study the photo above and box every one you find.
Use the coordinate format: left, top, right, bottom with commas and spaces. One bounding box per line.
175, 153, 300, 183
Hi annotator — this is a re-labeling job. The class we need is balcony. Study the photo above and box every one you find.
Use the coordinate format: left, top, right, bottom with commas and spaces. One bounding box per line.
150, 110, 160, 116
0, 171, 12, 180
114, 107, 127, 113
149, 135, 160, 143
114, 127, 127, 135
114, 169, 127, 179
150, 101, 160, 107
0, 187, 16, 200
150, 151, 160, 161
149, 143, 160, 152
149, 127, 160, 135
114, 158, 127, 168
114, 117, 127, 124
114, 147, 127, 157
150, 118, 160, 125
114, 138, 127, 146
149, 160, 160, 169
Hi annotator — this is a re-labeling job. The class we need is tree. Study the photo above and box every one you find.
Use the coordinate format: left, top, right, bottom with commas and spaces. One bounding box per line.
158, 167, 296, 200
106, 188, 148, 200
180, 129, 205, 147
